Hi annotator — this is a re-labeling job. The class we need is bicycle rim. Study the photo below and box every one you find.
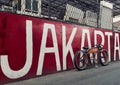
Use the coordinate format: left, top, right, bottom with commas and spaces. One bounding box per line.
74, 51, 87, 70
99, 49, 109, 66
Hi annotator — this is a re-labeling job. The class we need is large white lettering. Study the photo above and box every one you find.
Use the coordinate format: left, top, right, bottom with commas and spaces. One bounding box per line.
81, 29, 92, 62
94, 30, 105, 62
114, 33, 120, 61
62, 26, 77, 70
0, 20, 33, 79
37, 23, 61, 75
94, 30, 105, 45
0, 19, 119, 80
81, 29, 91, 49
105, 32, 113, 61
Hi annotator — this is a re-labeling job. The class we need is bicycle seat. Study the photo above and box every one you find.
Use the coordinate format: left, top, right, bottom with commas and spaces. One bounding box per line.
83, 47, 89, 50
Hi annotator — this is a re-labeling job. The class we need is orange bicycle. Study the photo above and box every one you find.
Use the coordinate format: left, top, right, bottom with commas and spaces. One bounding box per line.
74, 44, 109, 70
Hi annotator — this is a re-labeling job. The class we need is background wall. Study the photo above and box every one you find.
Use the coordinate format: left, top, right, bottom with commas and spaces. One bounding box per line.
0, 12, 119, 84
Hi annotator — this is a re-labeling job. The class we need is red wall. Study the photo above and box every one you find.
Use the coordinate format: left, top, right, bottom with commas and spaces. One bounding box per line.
0, 12, 119, 83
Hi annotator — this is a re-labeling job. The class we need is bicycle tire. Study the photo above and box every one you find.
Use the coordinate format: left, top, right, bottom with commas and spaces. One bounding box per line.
74, 50, 87, 70
99, 49, 109, 66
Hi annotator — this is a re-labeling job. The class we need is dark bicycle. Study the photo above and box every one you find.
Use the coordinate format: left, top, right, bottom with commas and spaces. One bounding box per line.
74, 44, 109, 70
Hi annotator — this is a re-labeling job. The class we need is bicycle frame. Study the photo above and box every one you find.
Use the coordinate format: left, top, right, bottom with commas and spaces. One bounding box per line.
82, 45, 103, 64
88, 47, 98, 54
83, 44, 103, 55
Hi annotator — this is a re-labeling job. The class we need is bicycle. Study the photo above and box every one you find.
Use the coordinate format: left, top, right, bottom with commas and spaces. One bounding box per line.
74, 44, 109, 70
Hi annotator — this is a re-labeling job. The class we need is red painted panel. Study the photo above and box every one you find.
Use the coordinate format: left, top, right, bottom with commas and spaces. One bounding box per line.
0, 12, 119, 84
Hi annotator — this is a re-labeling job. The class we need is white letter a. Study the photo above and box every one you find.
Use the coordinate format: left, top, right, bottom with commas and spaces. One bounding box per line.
37, 23, 61, 75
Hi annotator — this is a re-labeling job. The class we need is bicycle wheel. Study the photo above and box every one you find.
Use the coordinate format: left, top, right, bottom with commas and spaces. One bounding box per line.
99, 49, 109, 66
74, 50, 87, 70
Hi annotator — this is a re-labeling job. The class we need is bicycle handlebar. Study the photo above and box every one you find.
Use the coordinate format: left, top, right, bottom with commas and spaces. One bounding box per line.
95, 44, 103, 48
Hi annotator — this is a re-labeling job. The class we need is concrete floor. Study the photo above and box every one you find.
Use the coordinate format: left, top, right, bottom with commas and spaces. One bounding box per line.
5, 61, 120, 85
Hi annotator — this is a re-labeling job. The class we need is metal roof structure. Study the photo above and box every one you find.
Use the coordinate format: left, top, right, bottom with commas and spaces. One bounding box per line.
41, 0, 100, 18
0, 0, 118, 29
41, 0, 120, 17
0, 0, 12, 6
0, 0, 120, 16
108, 0, 120, 16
